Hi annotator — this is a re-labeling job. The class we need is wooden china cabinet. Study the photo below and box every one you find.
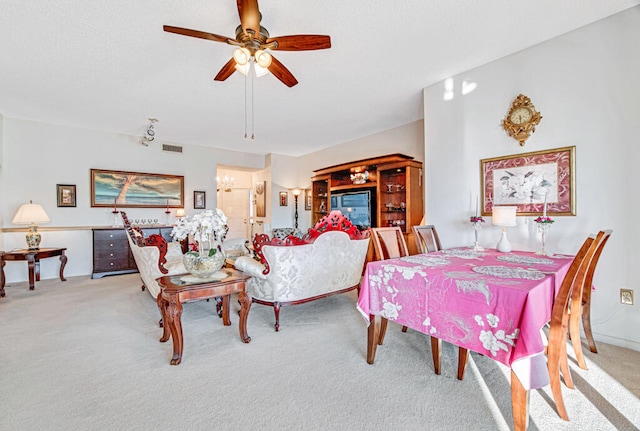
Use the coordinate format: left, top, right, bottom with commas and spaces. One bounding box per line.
311, 154, 423, 253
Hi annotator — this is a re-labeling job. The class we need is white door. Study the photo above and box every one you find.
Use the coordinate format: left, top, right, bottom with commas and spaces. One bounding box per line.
220, 189, 251, 240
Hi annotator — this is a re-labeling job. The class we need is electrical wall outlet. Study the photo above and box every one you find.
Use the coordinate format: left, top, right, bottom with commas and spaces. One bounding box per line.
621, 289, 634, 305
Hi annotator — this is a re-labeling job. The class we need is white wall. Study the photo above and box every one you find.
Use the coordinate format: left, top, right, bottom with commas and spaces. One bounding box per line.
423, 7, 640, 350
1, 118, 264, 282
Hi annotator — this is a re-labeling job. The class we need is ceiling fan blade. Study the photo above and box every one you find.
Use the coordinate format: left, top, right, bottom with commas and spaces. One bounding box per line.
237, 0, 261, 35
163, 25, 232, 44
268, 55, 298, 87
266, 35, 331, 51
214, 58, 238, 81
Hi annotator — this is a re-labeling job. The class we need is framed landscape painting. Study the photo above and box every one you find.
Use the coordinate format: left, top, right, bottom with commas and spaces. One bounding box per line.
480, 146, 576, 216
91, 169, 184, 208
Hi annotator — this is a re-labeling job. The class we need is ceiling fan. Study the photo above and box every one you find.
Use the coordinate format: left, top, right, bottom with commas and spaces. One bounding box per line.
163, 0, 331, 87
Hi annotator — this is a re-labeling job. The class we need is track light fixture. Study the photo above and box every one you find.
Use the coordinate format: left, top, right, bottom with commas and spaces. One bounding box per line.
141, 118, 158, 146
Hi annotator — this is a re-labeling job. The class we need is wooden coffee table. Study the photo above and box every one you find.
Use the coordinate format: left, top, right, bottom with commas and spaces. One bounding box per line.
156, 269, 252, 365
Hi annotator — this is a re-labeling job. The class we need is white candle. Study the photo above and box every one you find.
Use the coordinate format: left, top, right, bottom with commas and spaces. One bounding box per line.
475, 195, 479, 217
543, 191, 547, 217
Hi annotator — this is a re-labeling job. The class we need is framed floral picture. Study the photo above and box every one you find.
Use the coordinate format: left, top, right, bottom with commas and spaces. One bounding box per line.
279, 191, 288, 206
480, 146, 576, 216
57, 184, 76, 207
194, 191, 206, 209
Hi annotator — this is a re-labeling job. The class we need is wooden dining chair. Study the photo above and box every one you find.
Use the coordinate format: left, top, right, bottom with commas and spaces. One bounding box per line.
412, 225, 442, 254
369, 227, 411, 339
370, 226, 452, 376
569, 229, 612, 369
453, 232, 604, 421
546, 231, 604, 421
409, 224, 472, 379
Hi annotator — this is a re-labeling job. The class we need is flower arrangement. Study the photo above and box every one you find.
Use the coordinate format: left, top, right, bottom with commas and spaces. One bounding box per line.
534, 216, 554, 224
470, 216, 485, 223
171, 209, 228, 256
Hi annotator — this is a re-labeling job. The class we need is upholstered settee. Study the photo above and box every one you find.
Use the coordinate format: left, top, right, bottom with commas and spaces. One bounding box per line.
234, 211, 370, 331
120, 212, 187, 299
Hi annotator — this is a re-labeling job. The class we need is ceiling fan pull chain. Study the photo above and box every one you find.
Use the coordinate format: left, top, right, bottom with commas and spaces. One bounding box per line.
251, 59, 255, 139
244, 64, 248, 139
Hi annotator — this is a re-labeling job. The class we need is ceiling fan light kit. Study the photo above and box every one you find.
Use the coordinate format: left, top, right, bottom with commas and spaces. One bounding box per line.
163, 0, 331, 88
163, 0, 331, 139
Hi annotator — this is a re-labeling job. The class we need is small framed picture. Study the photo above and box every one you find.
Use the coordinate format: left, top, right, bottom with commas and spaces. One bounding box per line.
57, 184, 76, 207
194, 191, 206, 209
304, 189, 312, 211
279, 191, 288, 206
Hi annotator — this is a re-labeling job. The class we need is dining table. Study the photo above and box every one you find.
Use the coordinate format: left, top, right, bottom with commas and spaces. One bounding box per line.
357, 247, 574, 431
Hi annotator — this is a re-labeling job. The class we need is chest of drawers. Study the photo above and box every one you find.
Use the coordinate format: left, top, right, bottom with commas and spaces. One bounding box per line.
92, 226, 174, 278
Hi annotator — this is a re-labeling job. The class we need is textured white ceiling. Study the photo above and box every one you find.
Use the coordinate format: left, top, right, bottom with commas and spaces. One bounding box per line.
0, 1, 638, 156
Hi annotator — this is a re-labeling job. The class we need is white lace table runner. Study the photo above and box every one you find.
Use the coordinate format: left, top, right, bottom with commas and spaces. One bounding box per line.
472, 265, 546, 280
497, 255, 555, 265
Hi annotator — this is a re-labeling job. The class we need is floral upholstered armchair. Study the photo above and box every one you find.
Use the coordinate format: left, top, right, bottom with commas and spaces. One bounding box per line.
120, 212, 187, 299
234, 211, 370, 331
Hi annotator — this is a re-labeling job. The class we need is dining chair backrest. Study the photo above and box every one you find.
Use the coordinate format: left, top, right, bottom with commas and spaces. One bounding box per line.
569, 229, 613, 364
412, 225, 442, 254
547, 231, 605, 421
370, 227, 409, 260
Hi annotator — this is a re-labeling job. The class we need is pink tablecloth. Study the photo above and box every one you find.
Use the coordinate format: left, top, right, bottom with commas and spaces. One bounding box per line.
357, 248, 572, 389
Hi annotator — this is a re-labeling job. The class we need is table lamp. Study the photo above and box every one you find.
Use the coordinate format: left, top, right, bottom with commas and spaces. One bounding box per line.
176, 208, 186, 218
492, 206, 517, 252
12, 200, 51, 250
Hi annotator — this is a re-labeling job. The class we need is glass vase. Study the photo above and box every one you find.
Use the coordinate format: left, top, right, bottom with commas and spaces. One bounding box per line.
470, 221, 484, 251
183, 251, 226, 279
535, 223, 553, 256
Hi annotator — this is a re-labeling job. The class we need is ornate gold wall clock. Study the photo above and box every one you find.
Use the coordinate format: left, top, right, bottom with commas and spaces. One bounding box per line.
502, 94, 542, 146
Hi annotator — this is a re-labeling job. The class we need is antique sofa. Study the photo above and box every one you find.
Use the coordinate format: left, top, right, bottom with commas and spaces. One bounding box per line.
120, 212, 187, 299
234, 211, 370, 331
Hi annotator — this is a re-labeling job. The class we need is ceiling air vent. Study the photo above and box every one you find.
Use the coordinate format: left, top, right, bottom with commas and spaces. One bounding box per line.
162, 144, 183, 153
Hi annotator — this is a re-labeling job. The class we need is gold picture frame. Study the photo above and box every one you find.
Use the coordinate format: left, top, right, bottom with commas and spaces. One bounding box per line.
480, 146, 576, 216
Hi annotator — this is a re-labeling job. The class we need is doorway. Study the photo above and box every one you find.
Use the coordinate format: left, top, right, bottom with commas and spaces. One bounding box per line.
219, 188, 251, 240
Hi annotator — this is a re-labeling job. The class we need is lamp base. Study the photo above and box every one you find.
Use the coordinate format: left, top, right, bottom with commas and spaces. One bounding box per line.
26, 225, 41, 250
496, 230, 512, 253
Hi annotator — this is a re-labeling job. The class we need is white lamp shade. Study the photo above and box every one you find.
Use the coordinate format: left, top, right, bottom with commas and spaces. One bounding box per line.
12, 202, 51, 225
233, 47, 250, 66
175, 208, 186, 218
492, 206, 517, 227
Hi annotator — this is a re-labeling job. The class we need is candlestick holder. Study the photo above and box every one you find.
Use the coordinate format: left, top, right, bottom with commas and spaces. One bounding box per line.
112, 210, 121, 227
534, 216, 554, 256
469, 216, 485, 251
165, 209, 171, 226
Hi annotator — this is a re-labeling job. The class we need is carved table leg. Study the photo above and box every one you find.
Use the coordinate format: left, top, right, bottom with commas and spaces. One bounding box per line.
367, 314, 378, 364
59, 251, 67, 282
27, 255, 36, 290
511, 369, 530, 431
0, 254, 5, 297
167, 297, 184, 365
221, 294, 231, 326
237, 290, 252, 343
157, 294, 171, 343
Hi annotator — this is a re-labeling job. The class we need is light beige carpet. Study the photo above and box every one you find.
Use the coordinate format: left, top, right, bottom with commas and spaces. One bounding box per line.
0, 274, 639, 431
